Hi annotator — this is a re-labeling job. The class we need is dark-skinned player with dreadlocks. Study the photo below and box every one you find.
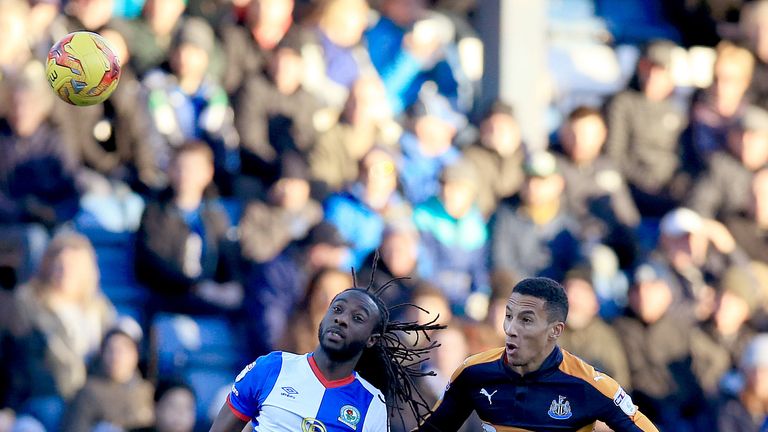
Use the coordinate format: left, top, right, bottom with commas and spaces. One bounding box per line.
209, 266, 445, 431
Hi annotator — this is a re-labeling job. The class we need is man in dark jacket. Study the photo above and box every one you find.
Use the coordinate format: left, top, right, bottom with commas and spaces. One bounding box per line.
613, 261, 730, 431
688, 105, 768, 220
555, 106, 640, 266
233, 32, 321, 191
463, 101, 525, 218
135, 141, 242, 315
605, 40, 688, 217
490, 151, 582, 282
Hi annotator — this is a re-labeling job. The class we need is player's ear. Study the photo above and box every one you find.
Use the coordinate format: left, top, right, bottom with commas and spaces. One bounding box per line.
366, 333, 380, 349
549, 322, 565, 340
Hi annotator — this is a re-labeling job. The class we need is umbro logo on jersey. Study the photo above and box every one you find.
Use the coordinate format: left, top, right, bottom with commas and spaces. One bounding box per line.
281, 386, 299, 399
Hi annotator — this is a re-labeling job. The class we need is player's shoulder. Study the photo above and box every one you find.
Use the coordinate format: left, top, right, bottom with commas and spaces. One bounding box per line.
236, 351, 297, 381
558, 348, 621, 399
451, 347, 505, 380
353, 373, 385, 403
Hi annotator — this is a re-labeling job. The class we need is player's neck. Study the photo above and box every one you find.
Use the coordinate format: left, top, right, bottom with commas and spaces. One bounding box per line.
506, 345, 556, 376
312, 349, 359, 382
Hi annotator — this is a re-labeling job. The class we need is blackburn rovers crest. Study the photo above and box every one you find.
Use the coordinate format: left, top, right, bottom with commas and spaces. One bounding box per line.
548, 395, 573, 420
338, 405, 361, 430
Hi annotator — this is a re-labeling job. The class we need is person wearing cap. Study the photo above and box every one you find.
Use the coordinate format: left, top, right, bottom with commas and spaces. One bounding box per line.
689, 41, 755, 164
142, 16, 238, 194
233, 28, 322, 192
398, 89, 465, 206
605, 39, 688, 218
323, 146, 412, 268
717, 333, 768, 431
613, 260, 730, 431
61, 326, 154, 432
555, 105, 640, 266
653, 207, 747, 316
463, 100, 526, 218
239, 153, 323, 265
558, 265, 631, 389
688, 104, 768, 220
490, 150, 583, 283
243, 221, 352, 357
725, 168, 768, 263
412, 158, 490, 321
135, 141, 243, 315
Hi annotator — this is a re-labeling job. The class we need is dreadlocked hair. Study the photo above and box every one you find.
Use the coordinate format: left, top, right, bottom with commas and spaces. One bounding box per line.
348, 251, 447, 427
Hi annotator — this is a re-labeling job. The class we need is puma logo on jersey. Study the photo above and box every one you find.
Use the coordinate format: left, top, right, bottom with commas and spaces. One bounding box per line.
480, 388, 498, 404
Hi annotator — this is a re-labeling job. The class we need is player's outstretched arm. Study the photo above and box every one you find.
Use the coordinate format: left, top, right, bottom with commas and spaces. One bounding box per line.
209, 403, 249, 432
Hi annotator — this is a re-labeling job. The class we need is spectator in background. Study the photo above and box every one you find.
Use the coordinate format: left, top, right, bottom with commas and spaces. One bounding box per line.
655, 207, 744, 319
120, 0, 187, 77
144, 17, 238, 194
277, 268, 351, 355
717, 334, 768, 432
366, 0, 462, 114
61, 326, 154, 432
239, 153, 322, 265
741, 0, 768, 109
726, 168, 768, 262
219, 0, 296, 94
0, 61, 79, 229
233, 31, 320, 194
414, 159, 490, 320
357, 221, 425, 313
613, 262, 730, 431
61, 27, 164, 195
324, 146, 411, 267
555, 106, 640, 267
399, 91, 464, 205
689, 41, 755, 164
63, 0, 114, 33
558, 265, 631, 387
309, 75, 399, 194
689, 105, 768, 220
462, 101, 525, 219
245, 222, 351, 356
131, 380, 197, 432
8, 232, 115, 431
490, 151, 582, 282
704, 263, 765, 369
605, 40, 688, 218
301, 0, 376, 109
0, 61, 79, 284
484, 270, 517, 347
135, 142, 243, 315
0, 1, 33, 108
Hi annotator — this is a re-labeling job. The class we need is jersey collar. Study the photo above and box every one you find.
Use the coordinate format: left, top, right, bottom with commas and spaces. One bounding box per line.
307, 353, 356, 388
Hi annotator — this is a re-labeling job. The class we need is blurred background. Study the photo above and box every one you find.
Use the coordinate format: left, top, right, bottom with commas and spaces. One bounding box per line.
1, 0, 768, 431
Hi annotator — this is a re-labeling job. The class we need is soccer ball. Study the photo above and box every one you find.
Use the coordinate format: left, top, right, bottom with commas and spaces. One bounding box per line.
46, 31, 121, 106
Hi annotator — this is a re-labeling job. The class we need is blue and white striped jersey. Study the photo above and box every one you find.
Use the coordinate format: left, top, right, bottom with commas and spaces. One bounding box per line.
227, 351, 388, 431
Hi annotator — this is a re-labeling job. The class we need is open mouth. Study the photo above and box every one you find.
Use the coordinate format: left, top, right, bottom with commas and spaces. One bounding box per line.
326, 327, 346, 341
506, 343, 518, 355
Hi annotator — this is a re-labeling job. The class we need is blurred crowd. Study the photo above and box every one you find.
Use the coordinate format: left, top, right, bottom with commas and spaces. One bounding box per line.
1, 0, 768, 431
